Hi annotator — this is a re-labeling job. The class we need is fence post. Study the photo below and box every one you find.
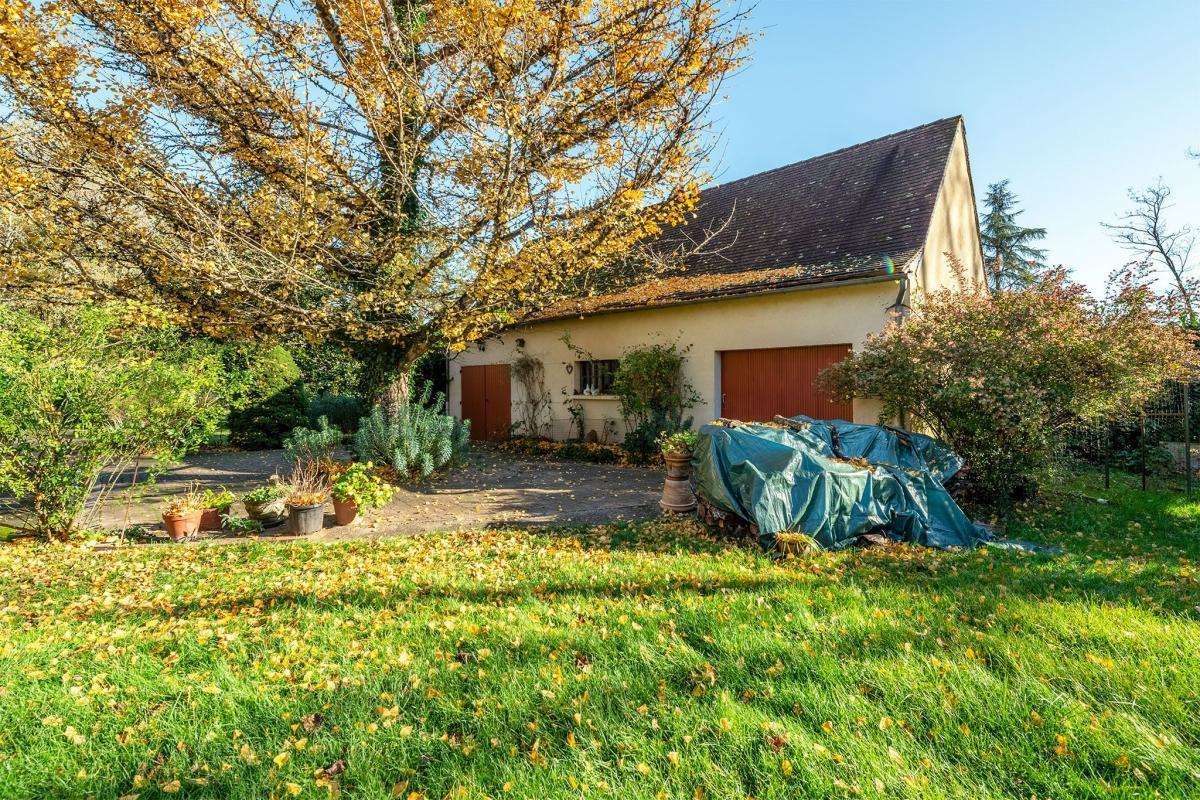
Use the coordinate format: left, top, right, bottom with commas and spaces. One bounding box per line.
1103, 422, 1111, 490
1186, 381, 1193, 496
1140, 412, 1147, 492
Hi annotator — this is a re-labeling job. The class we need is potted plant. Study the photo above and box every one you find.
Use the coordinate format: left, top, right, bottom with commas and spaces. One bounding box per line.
659, 430, 698, 478
658, 429, 698, 513
242, 482, 289, 526
198, 487, 236, 531
285, 461, 329, 535
331, 462, 395, 525
161, 489, 205, 541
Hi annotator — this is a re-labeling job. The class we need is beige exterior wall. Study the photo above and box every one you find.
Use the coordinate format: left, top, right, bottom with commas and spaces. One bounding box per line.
450, 279, 900, 440
916, 121, 987, 294
451, 120, 986, 441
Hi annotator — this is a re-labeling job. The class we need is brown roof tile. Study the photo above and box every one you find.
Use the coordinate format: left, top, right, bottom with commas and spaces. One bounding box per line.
533, 116, 961, 321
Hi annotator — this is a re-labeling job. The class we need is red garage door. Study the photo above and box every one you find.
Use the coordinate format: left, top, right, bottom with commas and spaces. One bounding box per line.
720, 344, 854, 422
460, 364, 511, 441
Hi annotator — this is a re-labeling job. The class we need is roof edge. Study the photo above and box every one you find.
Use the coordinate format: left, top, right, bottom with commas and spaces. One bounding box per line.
518, 267, 902, 327
701, 115, 965, 197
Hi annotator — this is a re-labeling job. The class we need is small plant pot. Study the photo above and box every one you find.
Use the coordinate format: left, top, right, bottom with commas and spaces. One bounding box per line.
198, 508, 225, 531
162, 510, 202, 541
245, 498, 287, 526
288, 502, 326, 535
333, 498, 359, 526
663, 450, 693, 481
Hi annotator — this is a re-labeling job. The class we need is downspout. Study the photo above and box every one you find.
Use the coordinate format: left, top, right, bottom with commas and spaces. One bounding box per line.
887, 252, 919, 430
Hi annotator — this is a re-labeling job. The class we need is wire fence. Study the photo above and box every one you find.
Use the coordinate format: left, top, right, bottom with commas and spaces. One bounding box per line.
1075, 381, 1196, 494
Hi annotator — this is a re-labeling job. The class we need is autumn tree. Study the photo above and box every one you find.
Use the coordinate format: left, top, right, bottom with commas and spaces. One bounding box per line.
978, 179, 1048, 292
0, 0, 747, 377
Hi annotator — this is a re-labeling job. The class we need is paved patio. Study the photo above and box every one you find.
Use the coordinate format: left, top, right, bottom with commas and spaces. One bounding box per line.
87, 448, 664, 541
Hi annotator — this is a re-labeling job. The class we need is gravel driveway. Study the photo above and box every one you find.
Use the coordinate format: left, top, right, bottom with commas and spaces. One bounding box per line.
80, 448, 664, 541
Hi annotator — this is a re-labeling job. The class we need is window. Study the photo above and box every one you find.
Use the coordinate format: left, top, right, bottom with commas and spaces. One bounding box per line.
576, 359, 619, 395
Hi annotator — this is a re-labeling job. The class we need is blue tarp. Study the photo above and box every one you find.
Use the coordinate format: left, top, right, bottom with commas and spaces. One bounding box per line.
693, 416, 989, 551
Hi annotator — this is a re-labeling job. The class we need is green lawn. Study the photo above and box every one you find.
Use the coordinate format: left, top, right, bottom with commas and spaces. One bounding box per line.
1, 471, 1198, 799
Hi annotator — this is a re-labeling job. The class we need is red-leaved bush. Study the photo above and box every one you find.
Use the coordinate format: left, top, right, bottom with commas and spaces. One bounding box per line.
820, 269, 1195, 504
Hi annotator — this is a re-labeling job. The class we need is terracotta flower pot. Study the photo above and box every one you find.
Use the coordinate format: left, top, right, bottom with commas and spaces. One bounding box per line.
198, 507, 225, 531
663, 450, 693, 480
288, 503, 326, 535
333, 498, 359, 526
162, 510, 202, 541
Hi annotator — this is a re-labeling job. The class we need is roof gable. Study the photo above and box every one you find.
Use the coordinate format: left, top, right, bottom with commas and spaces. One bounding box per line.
664, 116, 961, 276
534, 116, 964, 321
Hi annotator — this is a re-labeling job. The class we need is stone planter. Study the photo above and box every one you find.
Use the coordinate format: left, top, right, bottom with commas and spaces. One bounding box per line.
245, 498, 287, 527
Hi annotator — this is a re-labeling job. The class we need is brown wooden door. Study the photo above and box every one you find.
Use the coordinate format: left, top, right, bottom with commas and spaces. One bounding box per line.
460, 364, 511, 441
720, 344, 854, 422
482, 363, 511, 440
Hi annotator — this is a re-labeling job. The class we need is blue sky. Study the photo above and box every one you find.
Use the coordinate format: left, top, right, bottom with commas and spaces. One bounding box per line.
706, 0, 1200, 292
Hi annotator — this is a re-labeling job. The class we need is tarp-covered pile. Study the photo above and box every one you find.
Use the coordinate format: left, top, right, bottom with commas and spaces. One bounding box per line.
694, 415, 989, 551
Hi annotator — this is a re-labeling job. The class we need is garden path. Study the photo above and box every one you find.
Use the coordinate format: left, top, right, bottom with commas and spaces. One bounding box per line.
92, 448, 663, 542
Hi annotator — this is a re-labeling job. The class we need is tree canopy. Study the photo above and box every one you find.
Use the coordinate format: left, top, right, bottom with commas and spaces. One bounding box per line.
0, 0, 747, 365
979, 179, 1048, 292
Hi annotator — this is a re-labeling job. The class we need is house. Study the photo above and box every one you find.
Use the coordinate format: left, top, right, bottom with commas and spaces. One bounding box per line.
449, 116, 986, 441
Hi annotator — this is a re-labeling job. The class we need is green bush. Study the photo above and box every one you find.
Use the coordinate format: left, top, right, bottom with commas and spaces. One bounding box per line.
307, 393, 366, 433
227, 382, 309, 449
353, 380, 469, 479
0, 305, 222, 539
283, 416, 343, 465
290, 340, 364, 397
611, 343, 698, 460
820, 271, 1195, 505
225, 345, 309, 449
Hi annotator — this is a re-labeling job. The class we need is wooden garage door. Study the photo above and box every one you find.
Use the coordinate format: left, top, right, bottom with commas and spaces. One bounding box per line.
720, 344, 854, 422
460, 364, 511, 441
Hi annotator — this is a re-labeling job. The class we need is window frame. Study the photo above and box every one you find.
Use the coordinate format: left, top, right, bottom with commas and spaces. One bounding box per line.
574, 358, 619, 395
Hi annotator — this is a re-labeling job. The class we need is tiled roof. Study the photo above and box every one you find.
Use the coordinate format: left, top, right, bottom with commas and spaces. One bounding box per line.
533, 116, 961, 321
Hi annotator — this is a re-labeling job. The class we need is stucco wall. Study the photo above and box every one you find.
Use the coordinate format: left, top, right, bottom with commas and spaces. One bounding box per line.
917, 121, 987, 294
450, 279, 899, 440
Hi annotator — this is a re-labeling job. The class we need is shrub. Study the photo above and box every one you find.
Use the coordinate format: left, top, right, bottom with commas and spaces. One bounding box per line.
307, 393, 367, 433
225, 345, 309, 449
497, 437, 625, 465
819, 270, 1195, 505
611, 342, 698, 459
0, 306, 222, 539
227, 382, 309, 449
353, 380, 469, 480
283, 416, 343, 465
290, 340, 364, 397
